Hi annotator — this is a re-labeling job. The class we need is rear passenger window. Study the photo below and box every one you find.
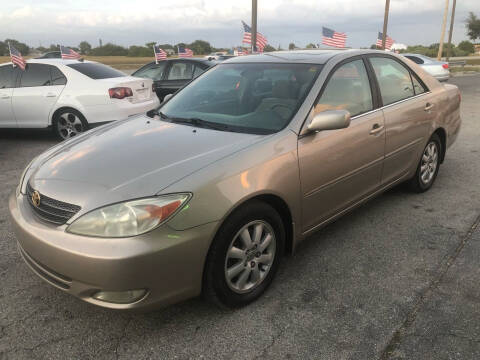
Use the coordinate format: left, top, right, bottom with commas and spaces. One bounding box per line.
133, 62, 166, 80
50, 66, 67, 85
0, 66, 15, 88
411, 75, 426, 95
314, 59, 373, 117
370, 57, 414, 106
193, 66, 205, 78
19, 64, 52, 87
405, 56, 424, 65
167, 62, 194, 80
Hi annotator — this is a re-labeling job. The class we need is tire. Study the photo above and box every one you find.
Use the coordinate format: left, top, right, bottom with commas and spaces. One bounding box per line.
408, 133, 442, 193
52, 108, 88, 141
203, 201, 285, 308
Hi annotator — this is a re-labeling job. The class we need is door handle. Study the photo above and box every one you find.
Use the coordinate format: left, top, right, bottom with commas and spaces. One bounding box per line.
45, 93, 57, 98
424, 102, 435, 111
369, 123, 384, 135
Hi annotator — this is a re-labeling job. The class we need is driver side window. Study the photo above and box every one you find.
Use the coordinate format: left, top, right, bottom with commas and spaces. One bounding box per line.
314, 59, 373, 117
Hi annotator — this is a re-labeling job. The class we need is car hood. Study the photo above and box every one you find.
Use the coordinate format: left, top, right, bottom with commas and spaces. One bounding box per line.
29, 116, 263, 214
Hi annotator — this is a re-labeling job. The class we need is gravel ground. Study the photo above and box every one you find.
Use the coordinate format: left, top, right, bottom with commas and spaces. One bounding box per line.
0, 75, 479, 359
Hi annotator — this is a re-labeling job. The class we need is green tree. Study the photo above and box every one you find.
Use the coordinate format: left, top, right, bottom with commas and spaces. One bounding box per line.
263, 44, 276, 52
466, 12, 480, 41
288, 42, 295, 50
188, 40, 212, 55
90, 43, 128, 56
158, 43, 174, 50
78, 41, 92, 55
0, 41, 7, 56
36, 46, 48, 53
306, 43, 316, 49
370, 44, 377, 49
128, 45, 152, 57
458, 40, 475, 54
4, 39, 30, 55
145, 42, 156, 49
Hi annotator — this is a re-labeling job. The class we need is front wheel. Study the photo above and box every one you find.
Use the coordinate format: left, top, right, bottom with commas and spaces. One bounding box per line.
203, 201, 285, 308
53, 109, 88, 140
408, 133, 442, 193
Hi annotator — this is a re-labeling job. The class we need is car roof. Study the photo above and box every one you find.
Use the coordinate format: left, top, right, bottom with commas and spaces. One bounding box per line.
26, 59, 95, 66
224, 49, 386, 64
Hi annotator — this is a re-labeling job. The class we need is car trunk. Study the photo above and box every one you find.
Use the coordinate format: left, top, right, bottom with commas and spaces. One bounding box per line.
99, 76, 154, 104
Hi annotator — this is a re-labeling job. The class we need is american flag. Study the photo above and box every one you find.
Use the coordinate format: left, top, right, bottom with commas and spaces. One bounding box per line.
8, 43, 26, 70
178, 46, 193, 58
376, 32, 395, 50
321, 27, 347, 48
236, 47, 247, 56
60, 45, 81, 60
242, 21, 268, 52
153, 45, 167, 63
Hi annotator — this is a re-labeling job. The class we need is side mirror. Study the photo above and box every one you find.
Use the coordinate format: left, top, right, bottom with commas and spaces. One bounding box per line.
163, 93, 173, 103
307, 110, 351, 132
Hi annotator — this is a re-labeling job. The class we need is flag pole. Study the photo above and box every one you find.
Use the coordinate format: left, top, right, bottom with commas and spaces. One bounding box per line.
381, 0, 390, 50
7, 42, 15, 68
446, 0, 456, 62
153, 45, 158, 64
437, 0, 450, 60
251, 0, 257, 53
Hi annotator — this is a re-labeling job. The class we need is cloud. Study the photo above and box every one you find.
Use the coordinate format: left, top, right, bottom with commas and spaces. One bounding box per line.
2, 0, 479, 48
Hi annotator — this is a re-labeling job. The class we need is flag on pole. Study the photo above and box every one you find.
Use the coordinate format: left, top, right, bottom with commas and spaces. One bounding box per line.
376, 32, 395, 50
241, 20, 268, 52
178, 46, 193, 58
153, 45, 167, 63
60, 45, 81, 59
8, 43, 26, 70
321, 27, 347, 48
236, 47, 247, 56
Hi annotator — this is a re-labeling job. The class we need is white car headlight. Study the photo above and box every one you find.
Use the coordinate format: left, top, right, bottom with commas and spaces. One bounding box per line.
67, 194, 191, 237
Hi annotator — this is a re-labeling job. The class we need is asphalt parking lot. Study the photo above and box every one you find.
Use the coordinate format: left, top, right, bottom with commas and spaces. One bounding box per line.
1, 74, 479, 360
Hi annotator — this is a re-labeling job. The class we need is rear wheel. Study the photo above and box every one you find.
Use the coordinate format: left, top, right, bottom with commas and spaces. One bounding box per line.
408, 133, 442, 193
203, 201, 285, 308
53, 109, 88, 140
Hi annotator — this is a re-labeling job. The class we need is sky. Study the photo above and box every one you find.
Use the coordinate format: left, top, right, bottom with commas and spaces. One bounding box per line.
1, 0, 479, 49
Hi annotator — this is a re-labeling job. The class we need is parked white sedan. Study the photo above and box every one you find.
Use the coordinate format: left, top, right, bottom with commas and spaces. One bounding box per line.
402, 54, 450, 82
0, 59, 159, 139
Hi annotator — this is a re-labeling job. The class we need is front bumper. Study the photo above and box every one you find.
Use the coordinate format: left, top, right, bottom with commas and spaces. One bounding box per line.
9, 192, 217, 310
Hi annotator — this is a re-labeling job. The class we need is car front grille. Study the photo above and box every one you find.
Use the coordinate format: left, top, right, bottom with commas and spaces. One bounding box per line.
26, 182, 81, 225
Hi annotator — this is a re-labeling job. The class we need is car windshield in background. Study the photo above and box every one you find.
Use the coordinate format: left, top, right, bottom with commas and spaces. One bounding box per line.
67, 63, 126, 79
160, 63, 322, 134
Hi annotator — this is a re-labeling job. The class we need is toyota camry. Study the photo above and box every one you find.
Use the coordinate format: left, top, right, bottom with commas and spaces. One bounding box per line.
9, 50, 461, 310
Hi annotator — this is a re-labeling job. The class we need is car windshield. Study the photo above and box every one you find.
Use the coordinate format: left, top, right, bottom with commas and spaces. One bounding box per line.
160, 63, 322, 134
67, 63, 126, 79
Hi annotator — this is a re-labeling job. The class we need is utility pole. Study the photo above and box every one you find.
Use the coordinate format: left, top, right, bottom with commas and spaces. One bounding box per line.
446, 0, 457, 61
437, 0, 450, 60
381, 0, 390, 50
251, 0, 257, 53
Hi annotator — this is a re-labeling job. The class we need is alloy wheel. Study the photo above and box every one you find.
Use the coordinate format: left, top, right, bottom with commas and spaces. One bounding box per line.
57, 112, 84, 139
224, 220, 276, 294
420, 141, 438, 185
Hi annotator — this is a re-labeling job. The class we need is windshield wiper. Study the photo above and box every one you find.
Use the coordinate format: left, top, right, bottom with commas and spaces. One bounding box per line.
147, 109, 168, 119
169, 117, 232, 132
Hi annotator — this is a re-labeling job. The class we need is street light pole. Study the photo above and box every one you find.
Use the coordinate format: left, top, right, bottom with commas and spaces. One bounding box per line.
437, 0, 450, 60
446, 0, 457, 61
251, 0, 258, 53
382, 0, 390, 50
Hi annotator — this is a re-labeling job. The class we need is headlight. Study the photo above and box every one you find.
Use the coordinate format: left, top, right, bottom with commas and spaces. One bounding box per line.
17, 157, 38, 197
67, 194, 191, 237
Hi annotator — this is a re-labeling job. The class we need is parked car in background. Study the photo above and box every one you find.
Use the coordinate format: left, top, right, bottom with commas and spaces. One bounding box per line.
205, 52, 226, 60
10, 50, 461, 310
132, 58, 215, 101
402, 53, 450, 82
216, 55, 237, 61
35, 51, 62, 59
0, 59, 159, 139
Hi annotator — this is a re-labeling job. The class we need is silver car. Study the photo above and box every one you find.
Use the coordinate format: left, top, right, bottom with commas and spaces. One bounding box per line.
9, 50, 461, 310
402, 53, 450, 82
